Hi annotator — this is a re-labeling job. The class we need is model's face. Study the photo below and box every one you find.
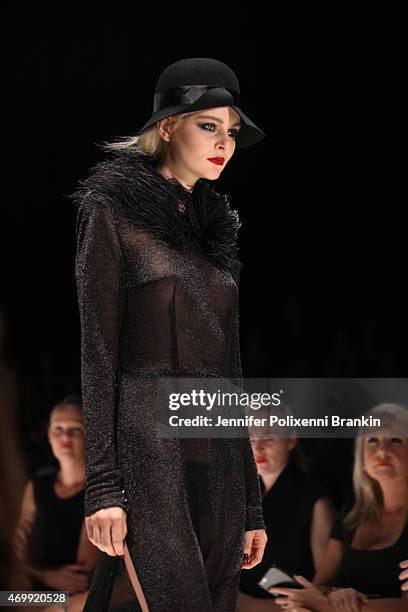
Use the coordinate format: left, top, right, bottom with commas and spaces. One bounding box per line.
48, 408, 85, 462
363, 431, 408, 483
250, 424, 297, 476
157, 106, 241, 183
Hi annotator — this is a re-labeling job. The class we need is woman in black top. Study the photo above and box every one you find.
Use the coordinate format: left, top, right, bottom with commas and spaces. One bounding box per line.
16, 395, 98, 606
237, 405, 334, 610
26, 470, 85, 588
327, 498, 408, 599
72, 58, 267, 611
270, 403, 408, 611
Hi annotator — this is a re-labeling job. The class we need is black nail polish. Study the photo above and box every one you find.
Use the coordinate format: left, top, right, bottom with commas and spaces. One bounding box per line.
243, 553, 249, 562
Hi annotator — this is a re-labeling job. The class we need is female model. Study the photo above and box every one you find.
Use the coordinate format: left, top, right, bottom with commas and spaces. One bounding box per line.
72, 57, 267, 611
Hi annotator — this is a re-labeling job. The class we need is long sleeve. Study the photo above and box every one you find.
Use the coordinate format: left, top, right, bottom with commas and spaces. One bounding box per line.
230, 290, 266, 532
75, 195, 128, 517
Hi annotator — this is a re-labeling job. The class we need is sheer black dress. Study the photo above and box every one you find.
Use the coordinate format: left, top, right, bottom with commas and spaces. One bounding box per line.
72, 149, 265, 611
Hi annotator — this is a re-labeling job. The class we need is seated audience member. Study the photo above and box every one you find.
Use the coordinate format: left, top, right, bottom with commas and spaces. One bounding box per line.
268, 402, 408, 612
236, 403, 335, 611
16, 395, 99, 610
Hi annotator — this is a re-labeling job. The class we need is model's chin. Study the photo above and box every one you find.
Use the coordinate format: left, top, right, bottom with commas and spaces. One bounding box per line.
203, 167, 223, 179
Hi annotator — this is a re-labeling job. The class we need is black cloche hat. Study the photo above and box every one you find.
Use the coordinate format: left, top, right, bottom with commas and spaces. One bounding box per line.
135, 57, 265, 149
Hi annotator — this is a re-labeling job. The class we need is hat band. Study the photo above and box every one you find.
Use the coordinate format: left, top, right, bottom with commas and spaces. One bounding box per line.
153, 84, 241, 113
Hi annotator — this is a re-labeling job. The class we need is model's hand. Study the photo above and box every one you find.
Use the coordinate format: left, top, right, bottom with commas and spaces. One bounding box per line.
241, 529, 267, 569
400, 560, 408, 593
85, 506, 127, 557
42, 563, 90, 593
327, 587, 369, 612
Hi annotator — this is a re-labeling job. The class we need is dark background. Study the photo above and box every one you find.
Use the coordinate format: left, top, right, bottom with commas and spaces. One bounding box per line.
2, 7, 407, 494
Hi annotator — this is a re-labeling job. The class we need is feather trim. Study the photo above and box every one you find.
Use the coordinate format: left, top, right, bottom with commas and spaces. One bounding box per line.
69, 149, 242, 281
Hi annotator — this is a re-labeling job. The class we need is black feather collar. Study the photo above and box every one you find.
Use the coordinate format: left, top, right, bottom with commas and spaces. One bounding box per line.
70, 149, 242, 281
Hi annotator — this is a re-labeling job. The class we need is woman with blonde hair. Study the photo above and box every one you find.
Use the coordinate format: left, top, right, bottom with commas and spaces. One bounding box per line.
16, 395, 99, 611
269, 402, 408, 611
72, 57, 267, 611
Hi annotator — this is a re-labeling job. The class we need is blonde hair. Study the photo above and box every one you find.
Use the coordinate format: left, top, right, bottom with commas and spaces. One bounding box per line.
99, 112, 192, 159
344, 402, 408, 530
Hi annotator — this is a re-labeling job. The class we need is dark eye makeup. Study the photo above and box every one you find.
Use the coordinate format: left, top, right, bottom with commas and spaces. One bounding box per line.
198, 123, 239, 138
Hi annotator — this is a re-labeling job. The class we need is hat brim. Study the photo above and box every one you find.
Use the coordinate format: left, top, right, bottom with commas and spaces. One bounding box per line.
134, 88, 265, 149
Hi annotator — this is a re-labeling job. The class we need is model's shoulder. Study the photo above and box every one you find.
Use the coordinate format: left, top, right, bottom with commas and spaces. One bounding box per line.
69, 152, 137, 210
72, 194, 117, 240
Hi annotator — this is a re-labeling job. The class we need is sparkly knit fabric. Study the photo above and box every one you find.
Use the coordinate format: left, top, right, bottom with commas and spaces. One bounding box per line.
71, 149, 265, 611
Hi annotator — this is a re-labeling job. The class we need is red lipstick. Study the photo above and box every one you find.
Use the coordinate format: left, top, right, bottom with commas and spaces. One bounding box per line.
207, 157, 225, 165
